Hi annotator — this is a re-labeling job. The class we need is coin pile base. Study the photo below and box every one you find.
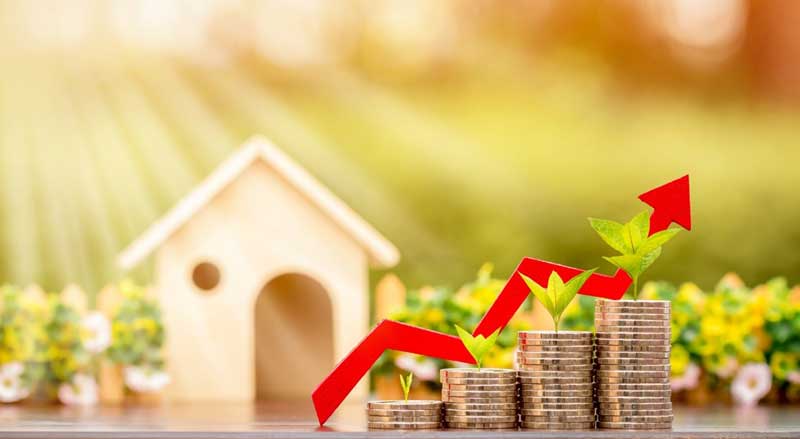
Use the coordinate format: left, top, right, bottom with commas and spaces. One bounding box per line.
595, 300, 673, 431
440, 368, 518, 430
517, 331, 596, 430
366, 400, 442, 430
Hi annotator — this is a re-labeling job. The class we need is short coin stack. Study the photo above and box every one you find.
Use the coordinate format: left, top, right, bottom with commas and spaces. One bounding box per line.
366, 400, 443, 430
440, 368, 518, 430
595, 299, 673, 430
517, 331, 596, 430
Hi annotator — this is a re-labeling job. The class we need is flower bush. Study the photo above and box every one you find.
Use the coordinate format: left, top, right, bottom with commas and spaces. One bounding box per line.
373, 264, 532, 389
107, 281, 168, 393
0, 286, 45, 401
562, 273, 800, 405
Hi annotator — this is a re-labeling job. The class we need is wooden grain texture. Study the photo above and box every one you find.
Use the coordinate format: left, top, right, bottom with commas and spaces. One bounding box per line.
0, 403, 797, 439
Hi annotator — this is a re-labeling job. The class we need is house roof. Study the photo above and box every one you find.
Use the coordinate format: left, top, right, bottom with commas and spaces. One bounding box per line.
117, 136, 400, 270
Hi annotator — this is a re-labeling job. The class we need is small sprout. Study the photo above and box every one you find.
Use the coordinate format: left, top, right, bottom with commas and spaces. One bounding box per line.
399, 372, 413, 402
589, 210, 680, 299
455, 325, 500, 371
521, 269, 595, 332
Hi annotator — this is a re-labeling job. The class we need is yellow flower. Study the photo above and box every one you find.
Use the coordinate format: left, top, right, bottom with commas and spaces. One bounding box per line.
771, 352, 800, 381
671, 345, 689, 376
422, 309, 445, 325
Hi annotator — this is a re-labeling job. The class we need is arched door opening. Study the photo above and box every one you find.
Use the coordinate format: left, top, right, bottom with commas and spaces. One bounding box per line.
254, 273, 334, 401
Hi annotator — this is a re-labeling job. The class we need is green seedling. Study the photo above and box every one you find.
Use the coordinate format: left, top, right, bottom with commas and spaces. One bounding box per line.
521, 269, 595, 332
399, 372, 413, 402
455, 325, 500, 371
589, 210, 680, 299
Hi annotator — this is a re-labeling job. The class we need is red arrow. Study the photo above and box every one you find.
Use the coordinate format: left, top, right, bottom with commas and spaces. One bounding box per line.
474, 175, 691, 336
312, 320, 474, 424
312, 175, 691, 424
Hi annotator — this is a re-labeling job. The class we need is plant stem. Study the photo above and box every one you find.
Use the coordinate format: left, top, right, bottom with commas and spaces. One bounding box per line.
633, 278, 639, 301
554, 316, 559, 333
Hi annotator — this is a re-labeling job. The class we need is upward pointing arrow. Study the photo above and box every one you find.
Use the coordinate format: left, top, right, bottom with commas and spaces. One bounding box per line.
312, 175, 692, 425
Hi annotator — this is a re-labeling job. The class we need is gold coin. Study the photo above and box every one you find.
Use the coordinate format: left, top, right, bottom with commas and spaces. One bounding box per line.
598, 421, 671, 430
520, 421, 595, 430
600, 414, 673, 422
519, 408, 595, 416
596, 382, 671, 391
444, 409, 518, 417
441, 377, 517, 385
596, 371, 670, 379
514, 356, 593, 365
596, 318, 670, 325
445, 415, 518, 423
597, 299, 669, 307
442, 395, 518, 403
367, 409, 442, 417
596, 377, 671, 385
601, 403, 672, 412
597, 389, 671, 398
523, 414, 596, 423
519, 402, 595, 410
367, 421, 441, 429
442, 389, 516, 397
367, 400, 443, 410
518, 396, 595, 404
597, 363, 670, 371
446, 421, 517, 429
518, 376, 593, 385
517, 371, 594, 379
596, 344, 670, 353
440, 368, 516, 380
596, 322, 670, 330
519, 382, 593, 391
443, 402, 517, 411
368, 414, 441, 422
596, 357, 670, 365
599, 408, 673, 417
518, 330, 593, 338
520, 389, 593, 398
518, 341, 594, 349
596, 333, 671, 341
442, 383, 517, 392
517, 363, 594, 371
596, 351, 670, 359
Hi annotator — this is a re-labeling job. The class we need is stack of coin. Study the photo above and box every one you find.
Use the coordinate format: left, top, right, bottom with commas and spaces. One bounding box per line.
440, 368, 518, 430
366, 400, 442, 430
595, 299, 673, 430
517, 331, 596, 430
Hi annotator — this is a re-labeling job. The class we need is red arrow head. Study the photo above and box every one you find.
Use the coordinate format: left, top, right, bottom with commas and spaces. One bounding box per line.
638, 175, 691, 232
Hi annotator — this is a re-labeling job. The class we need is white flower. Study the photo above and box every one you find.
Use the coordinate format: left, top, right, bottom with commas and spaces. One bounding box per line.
393, 354, 438, 381
671, 362, 701, 391
58, 374, 98, 406
731, 363, 771, 407
124, 366, 170, 393
0, 363, 29, 403
81, 312, 111, 354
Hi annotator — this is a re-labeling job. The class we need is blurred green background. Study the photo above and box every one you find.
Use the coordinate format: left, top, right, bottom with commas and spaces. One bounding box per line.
0, 0, 799, 293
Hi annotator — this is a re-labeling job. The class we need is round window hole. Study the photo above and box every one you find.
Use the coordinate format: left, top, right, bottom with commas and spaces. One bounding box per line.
192, 262, 221, 292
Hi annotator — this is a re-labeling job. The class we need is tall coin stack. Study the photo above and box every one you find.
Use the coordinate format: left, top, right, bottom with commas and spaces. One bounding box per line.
440, 368, 518, 430
595, 299, 673, 430
366, 400, 443, 430
517, 331, 596, 430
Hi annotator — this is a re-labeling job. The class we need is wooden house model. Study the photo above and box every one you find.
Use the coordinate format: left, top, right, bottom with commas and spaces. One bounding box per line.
118, 136, 399, 402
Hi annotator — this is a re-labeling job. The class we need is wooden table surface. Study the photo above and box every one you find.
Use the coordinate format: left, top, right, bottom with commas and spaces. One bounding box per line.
0, 402, 797, 438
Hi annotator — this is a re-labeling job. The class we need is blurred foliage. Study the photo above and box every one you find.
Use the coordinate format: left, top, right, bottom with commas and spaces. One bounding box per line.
0, 50, 798, 293
107, 281, 165, 371
372, 264, 531, 386
41, 295, 89, 386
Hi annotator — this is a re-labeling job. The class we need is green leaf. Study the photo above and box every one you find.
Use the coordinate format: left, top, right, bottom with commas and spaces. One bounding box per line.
630, 210, 650, 245
604, 254, 645, 280
399, 372, 413, 402
455, 325, 500, 370
639, 228, 680, 255
639, 247, 662, 274
555, 269, 596, 317
521, 274, 554, 316
588, 218, 629, 254
547, 271, 564, 313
